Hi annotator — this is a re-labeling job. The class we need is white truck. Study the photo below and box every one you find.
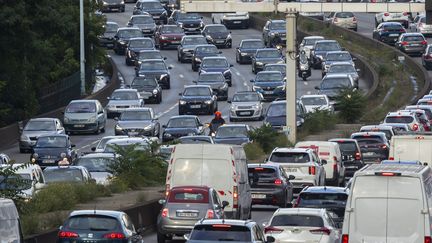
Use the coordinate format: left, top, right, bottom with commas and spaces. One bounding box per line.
389, 134, 432, 164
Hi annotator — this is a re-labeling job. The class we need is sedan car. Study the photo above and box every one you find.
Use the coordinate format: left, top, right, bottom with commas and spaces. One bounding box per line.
113, 27, 144, 55
325, 11, 357, 31
178, 135, 214, 144
262, 19, 286, 47
133, 0, 168, 24
98, 0, 125, 12
125, 37, 155, 66
63, 100, 107, 134
162, 115, 205, 142
316, 74, 354, 105
235, 39, 265, 64
194, 72, 228, 101
168, 11, 204, 35
98, 21, 119, 48
326, 62, 360, 88
57, 210, 144, 242
265, 100, 307, 130
104, 137, 152, 154
328, 138, 364, 179
157, 186, 226, 242
263, 63, 286, 77
127, 14, 156, 37
177, 35, 208, 63
75, 153, 115, 185
252, 48, 284, 74
220, 12, 250, 29
178, 85, 218, 115
19, 118, 65, 153
213, 124, 251, 145
199, 56, 233, 86
350, 132, 390, 163
201, 24, 232, 48
251, 71, 285, 101
192, 44, 220, 71
410, 14, 432, 37
321, 51, 354, 77
114, 107, 160, 137
300, 94, 333, 113
43, 165, 93, 184
154, 25, 185, 49
105, 89, 144, 118
30, 134, 77, 168
135, 59, 172, 89
395, 32, 427, 56
372, 22, 406, 44
299, 36, 324, 58
228, 91, 264, 121
130, 76, 162, 104
311, 40, 342, 69
134, 50, 166, 68
248, 164, 295, 208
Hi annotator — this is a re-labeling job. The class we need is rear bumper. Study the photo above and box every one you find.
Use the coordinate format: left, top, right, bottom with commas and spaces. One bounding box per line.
250, 188, 285, 206
222, 19, 249, 27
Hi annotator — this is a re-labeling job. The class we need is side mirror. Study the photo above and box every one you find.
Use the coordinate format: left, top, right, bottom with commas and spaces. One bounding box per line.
162, 125, 167, 128
314, 86, 320, 90
288, 175, 295, 180
222, 200, 229, 209
218, 51, 223, 54
230, 64, 234, 67
250, 79, 254, 83
321, 159, 327, 165
71, 144, 76, 148
227, 99, 231, 103
158, 199, 166, 205
91, 147, 96, 152
168, 66, 173, 69
266, 236, 276, 243
163, 57, 167, 60
114, 117, 119, 121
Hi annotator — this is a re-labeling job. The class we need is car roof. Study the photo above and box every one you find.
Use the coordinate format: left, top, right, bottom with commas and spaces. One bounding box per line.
205, 24, 226, 27
199, 72, 224, 76
329, 138, 358, 143
129, 37, 152, 41
265, 63, 285, 66
301, 94, 328, 99
118, 27, 141, 31
316, 40, 338, 44
351, 131, 386, 137
169, 115, 198, 119
269, 19, 285, 23
256, 48, 279, 52
272, 147, 311, 153
323, 73, 351, 78
219, 124, 248, 128
138, 49, 160, 53
36, 134, 68, 139
79, 153, 115, 159
357, 163, 429, 176
326, 51, 350, 55
0, 198, 19, 220
113, 88, 138, 92
106, 137, 149, 144
69, 210, 124, 218
328, 61, 355, 66
241, 39, 262, 42
184, 85, 211, 89
304, 36, 324, 39
69, 99, 99, 104
106, 21, 118, 25
248, 163, 281, 169
401, 32, 424, 37
360, 125, 393, 130
275, 208, 326, 215
387, 111, 415, 116
171, 185, 210, 191
0, 163, 42, 173
202, 56, 227, 60
121, 107, 153, 112
301, 186, 349, 194
182, 35, 205, 39
141, 58, 165, 63
44, 165, 87, 171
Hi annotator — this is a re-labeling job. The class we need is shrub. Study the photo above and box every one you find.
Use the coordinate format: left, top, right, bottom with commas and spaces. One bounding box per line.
300, 109, 338, 134
335, 88, 367, 123
248, 124, 294, 155
244, 142, 265, 161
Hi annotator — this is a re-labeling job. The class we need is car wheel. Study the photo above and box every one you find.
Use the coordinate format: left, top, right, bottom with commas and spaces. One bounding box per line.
192, 63, 198, 72
101, 124, 105, 133
179, 109, 184, 115
252, 65, 255, 74
177, 52, 181, 62
94, 123, 100, 135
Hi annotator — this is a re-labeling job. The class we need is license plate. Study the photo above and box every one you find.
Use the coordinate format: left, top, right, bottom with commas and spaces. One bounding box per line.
233, 21, 241, 24
389, 34, 399, 37
363, 152, 374, 157
251, 194, 266, 199
216, 40, 225, 44
153, 16, 160, 19
74, 124, 85, 128
172, 41, 180, 44
411, 44, 421, 46
264, 91, 273, 94
285, 168, 298, 172
190, 105, 201, 108
128, 132, 138, 136
239, 111, 251, 115
43, 159, 55, 164
177, 212, 198, 217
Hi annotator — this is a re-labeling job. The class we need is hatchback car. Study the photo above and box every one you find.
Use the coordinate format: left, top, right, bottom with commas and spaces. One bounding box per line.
178, 85, 217, 115
199, 56, 233, 86
19, 118, 65, 153
99, 0, 125, 12
113, 27, 144, 55
43, 164, 93, 184
300, 94, 333, 113
399, 109, 431, 131
98, 21, 119, 48
248, 164, 295, 208
162, 115, 205, 142
251, 48, 284, 74
316, 74, 354, 104
0, 163, 46, 200
201, 24, 232, 48
328, 138, 364, 179
136, 59, 172, 89
326, 11, 357, 31
263, 63, 286, 77
63, 100, 106, 134
396, 33, 427, 56
191, 44, 220, 71
372, 22, 406, 44
75, 153, 115, 185
359, 124, 395, 142
127, 14, 156, 37
177, 35, 208, 63
133, 0, 168, 24
262, 20, 286, 47
194, 72, 228, 101
114, 107, 160, 137
228, 91, 264, 121
30, 134, 77, 168
350, 132, 390, 163
321, 51, 354, 77
410, 14, 432, 37
236, 39, 265, 64
311, 40, 342, 69
326, 62, 359, 88
125, 37, 155, 66
168, 11, 204, 35
251, 71, 285, 101
130, 76, 162, 104
91, 135, 128, 153
57, 210, 144, 242
155, 25, 185, 49
157, 186, 227, 242
383, 110, 423, 132
106, 89, 144, 118
213, 124, 251, 145
135, 50, 166, 68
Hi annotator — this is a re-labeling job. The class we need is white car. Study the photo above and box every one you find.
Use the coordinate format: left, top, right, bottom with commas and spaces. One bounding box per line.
410, 15, 432, 36
265, 208, 341, 243
91, 135, 128, 152
383, 110, 424, 132
0, 164, 46, 199
375, 12, 409, 28
299, 36, 324, 59
212, 12, 249, 29
300, 94, 333, 113
75, 153, 116, 185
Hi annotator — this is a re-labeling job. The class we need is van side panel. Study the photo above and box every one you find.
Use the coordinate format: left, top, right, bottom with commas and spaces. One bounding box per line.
390, 136, 432, 164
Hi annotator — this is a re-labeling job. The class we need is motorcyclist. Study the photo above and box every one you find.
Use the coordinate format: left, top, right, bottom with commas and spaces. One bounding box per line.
209, 111, 225, 135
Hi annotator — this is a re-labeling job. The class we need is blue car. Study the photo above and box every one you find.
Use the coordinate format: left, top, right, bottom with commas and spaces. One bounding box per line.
251, 71, 285, 101
372, 22, 406, 45
199, 56, 233, 86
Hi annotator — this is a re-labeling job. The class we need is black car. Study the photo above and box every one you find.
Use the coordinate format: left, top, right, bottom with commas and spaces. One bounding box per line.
98, 21, 119, 48
372, 22, 406, 45
162, 115, 205, 142
263, 63, 286, 77
262, 20, 286, 47
328, 138, 365, 179
311, 40, 342, 69
133, 0, 168, 24
315, 74, 354, 103
114, 108, 160, 137
251, 71, 285, 101
169, 10, 204, 35
251, 48, 284, 74
350, 132, 390, 163
248, 164, 295, 208
177, 35, 208, 63
199, 56, 233, 86
125, 37, 155, 66
30, 134, 77, 168
264, 100, 306, 130
130, 76, 162, 104
99, 0, 125, 12
192, 44, 220, 71
236, 39, 265, 64
201, 24, 232, 48
178, 85, 217, 115
214, 124, 251, 145
127, 14, 157, 37
194, 72, 228, 101
113, 27, 144, 55
57, 210, 144, 243
136, 59, 172, 89
134, 50, 167, 67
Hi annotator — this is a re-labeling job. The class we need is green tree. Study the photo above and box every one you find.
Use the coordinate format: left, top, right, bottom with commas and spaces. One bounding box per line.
335, 88, 367, 123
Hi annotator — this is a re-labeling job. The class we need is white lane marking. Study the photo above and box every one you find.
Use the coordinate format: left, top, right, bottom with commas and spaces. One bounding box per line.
307, 91, 311, 95
236, 71, 241, 76
77, 140, 99, 151
304, 82, 308, 86
156, 103, 178, 119
179, 74, 184, 78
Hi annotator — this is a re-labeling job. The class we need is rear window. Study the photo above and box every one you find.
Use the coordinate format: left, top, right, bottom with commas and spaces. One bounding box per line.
271, 215, 324, 227
300, 193, 348, 203
270, 152, 310, 163
337, 142, 357, 152
353, 137, 383, 146
168, 190, 209, 203
402, 36, 425, 42
190, 225, 251, 241
248, 167, 277, 182
385, 116, 414, 124
65, 215, 118, 231
335, 12, 354, 18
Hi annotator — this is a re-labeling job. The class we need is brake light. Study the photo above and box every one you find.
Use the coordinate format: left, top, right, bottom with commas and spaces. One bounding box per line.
103, 232, 126, 239
342, 234, 349, 243
400, 29, 406, 33
355, 152, 361, 160
401, 41, 409, 46
213, 224, 231, 228
310, 227, 331, 235
384, 12, 390, 16
309, 166, 316, 175
206, 209, 215, 219
264, 226, 284, 234
274, 178, 283, 185
389, 157, 394, 160
233, 186, 238, 209
254, 167, 264, 171
422, 40, 428, 45
183, 188, 193, 192
165, 184, 170, 197
416, 136, 425, 139
425, 236, 431, 243
375, 172, 402, 176
413, 124, 419, 131
161, 208, 169, 217
58, 231, 79, 238
381, 144, 388, 149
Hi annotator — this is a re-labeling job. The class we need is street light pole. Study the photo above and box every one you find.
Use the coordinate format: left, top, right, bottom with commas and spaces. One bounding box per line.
80, 0, 86, 96
285, 9, 297, 144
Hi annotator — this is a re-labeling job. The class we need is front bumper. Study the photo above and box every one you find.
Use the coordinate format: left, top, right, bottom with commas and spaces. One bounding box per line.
179, 103, 213, 114
256, 90, 285, 101
230, 108, 262, 120
160, 39, 182, 47
250, 188, 285, 206
209, 38, 231, 47
64, 123, 98, 133
101, 3, 124, 12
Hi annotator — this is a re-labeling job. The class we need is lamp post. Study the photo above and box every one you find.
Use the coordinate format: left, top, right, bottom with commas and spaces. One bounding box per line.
285, 9, 297, 144
80, 0, 86, 96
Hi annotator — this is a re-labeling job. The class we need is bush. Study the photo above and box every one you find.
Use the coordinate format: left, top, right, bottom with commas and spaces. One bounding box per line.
244, 142, 265, 161
300, 109, 338, 134
335, 88, 367, 123
248, 124, 294, 154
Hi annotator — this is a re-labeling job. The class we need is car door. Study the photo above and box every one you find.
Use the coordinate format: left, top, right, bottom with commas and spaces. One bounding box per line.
211, 189, 224, 218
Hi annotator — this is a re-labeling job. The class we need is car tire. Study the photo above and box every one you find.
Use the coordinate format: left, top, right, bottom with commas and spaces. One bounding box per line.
236, 53, 239, 63
94, 123, 100, 135
157, 95, 162, 104
165, 82, 170, 89
179, 109, 184, 115
252, 65, 256, 74
192, 63, 198, 72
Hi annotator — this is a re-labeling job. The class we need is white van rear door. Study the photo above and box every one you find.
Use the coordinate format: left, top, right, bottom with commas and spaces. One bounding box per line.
202, 159, 234, 212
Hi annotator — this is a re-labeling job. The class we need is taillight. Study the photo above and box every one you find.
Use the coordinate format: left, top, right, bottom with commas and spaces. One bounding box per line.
103, 232, 126, 239
333, 161, 338, 172
425, 236, 431, 243
413, 123, 419, 131
355, 152, 361, 160
381, 144, 388, 149
161, 208, 169, 217
401, 41, 409, 46
389, 157, 394, 160
422, 40, 428, 45
342, 234, 349, 243
165, 184, 170, 197
384, 12, 390, 16
206, 209, 215, 219
233, 186, 238, 209
274, 178, 283, 185
264, 226, 284, 234
58, 231, 79, 238
309, 166, 316, 175
310, 227, 331, 235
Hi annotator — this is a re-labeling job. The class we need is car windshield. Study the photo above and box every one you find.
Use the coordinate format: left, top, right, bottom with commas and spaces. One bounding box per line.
76, 157, 113, 172
168, 191, 209, 203
206, 26, 228, 33
304, 38, 322, 46
271, 215, 324, 227
256, 73, 283, 82
66, 102, 96, 113
216, 127, 248, 138
248, 167, 278, 183
241, 41, 264, 49
138, 51, 162, 60
328, 65, 356, 73
202, 59, 228, 68
383, 24, 403, 30
141, 2, 163, 9
232, 93, 260, 102
183, 87, 211, 96
301, 96, 328, 106
354, 137, 384, 146
183, 37, 207, 46
385, 116, 414, 124
256, 50, 280, 58
196, 46, 218, 54
321, 78, 351, 89
270, 22, 285, 30
267, 104, 285, 117
132, 16, 154, 24
117, 29, 143, 38
167, 118, 197, 128
326, 52, 351, 61
178, 13, 201, 20
140, 61, 166, 70
132, 77, 157, 87
129, 39, 153, 49
105, 23, 118, 33
264, 65, 285, 73
24, 120, 56, 131
44, 169, 84, 183
270, 152, 310, 163
315, 42, 341, 51
35, 136, 67, 148
403, 35, 425, 42
120, 110, 152, 120
162, 26, 184, 34
335, 12, 354, 18
198, 74, 225, 82
110, 91, 139, 100
300, 193, 348, 204
65, 216, 118, 231
190, 225, 252, 241
179, 137, 212, 144
0, 175, 32, 190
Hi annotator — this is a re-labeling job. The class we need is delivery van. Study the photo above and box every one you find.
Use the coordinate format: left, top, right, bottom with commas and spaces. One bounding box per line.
165, 144, 252, 219
0, 198, 23, 242
342, 164, 432, 243
389, 134, 432, 164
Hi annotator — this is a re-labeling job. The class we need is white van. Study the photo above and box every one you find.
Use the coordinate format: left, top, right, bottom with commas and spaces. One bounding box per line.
0, 198, 23, 242
295, 141, 344, 186
165, 144, 252, 219
389, 134, 432, 165
342, 164, 432, 243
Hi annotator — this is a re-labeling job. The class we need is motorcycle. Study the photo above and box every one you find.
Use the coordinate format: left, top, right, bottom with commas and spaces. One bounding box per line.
205, 122, 223, 137
297, 50, 311, 81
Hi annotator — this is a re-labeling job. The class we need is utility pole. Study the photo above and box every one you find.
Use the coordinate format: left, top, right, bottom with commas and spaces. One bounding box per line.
285, 9, 297, 144
80, 0, 86, 96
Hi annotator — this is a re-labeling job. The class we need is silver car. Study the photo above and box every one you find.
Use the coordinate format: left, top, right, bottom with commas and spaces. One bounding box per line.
105, 89, 144, 118
326, 62, 360, 88
114, 107, 160, 137
19, 118, 65, 153
63, 100, 107, 135
228, 91, 264, 122
91, 135, 128, 153
75, 153, 115, 185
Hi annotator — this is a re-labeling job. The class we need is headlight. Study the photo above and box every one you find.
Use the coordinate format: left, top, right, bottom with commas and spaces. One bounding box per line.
240, 52, 248, 56
253, 86, 263, 91
195, 57, 201, 62
230, 105, 236, 110
227, 34, 232, 39
144, 125, 153, 130
115, 124, 122, 131
103, 1, 108, 6
120, 0, 125, 4
206, 35, 213, 41
204, 100, 212, 105
256, 62, 263, 66
252, 104, 260, 110
161, 36, 168, 40
179, 100, 187, 105
64, 117, 70, 123
88, 116, 97, 123
164, 133, 171, 137
277, 85, 286, 90
60, 153, 66, 158
119, 41, 126, 45
270, 32, 275, 37
152, 89, 158, 95
178, 23, 183, 28
20, 135, 29, 141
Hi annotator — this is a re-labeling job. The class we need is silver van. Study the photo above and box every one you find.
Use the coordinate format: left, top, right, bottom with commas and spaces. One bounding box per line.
0, 198, 23, 242
63, 100, 107, 134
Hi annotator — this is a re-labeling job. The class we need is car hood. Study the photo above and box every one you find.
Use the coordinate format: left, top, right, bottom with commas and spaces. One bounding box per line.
107, 100, 141, 106
128, 47, 154, 52
146, 9, 165, 14
214, 137, 249, 145
22, 130, 59, 138
239, 47, 259, 54
131, 84, 157, 92
117, 120, 154, 128
201, 67, 229, 73
254, 81, 284, 88
133, 23, 156, 30
164, 127, 199, 135
178, 19, 202, 25
232, 101, 260, 106
181, 96, 212, 101
89, 172, 112, 185
137, 70, 168, 77
319, 89, 342, 99
198, 81, 225, 89
207, 32, 229, 39
325, 60, 354, 66
32, 147, 68, 157
64, 113, 96, 120
255, 57, 284, 64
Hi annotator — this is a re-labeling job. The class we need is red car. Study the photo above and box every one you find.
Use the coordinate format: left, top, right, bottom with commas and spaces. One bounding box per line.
154, 25, 185, 50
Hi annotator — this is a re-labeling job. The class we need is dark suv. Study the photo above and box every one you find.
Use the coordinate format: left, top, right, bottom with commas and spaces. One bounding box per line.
236, 39, 265, 64
350, 132, 390, 164
135, 59, 172, 89
125, 37, 155, 66
178, 85, 217, 115
113, 27, 144, 55
168, 10, 204, 35
192, 44, 220, 71
328, 138, 364, 179
133, 0, 168, 24
251, 71, 285, 101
